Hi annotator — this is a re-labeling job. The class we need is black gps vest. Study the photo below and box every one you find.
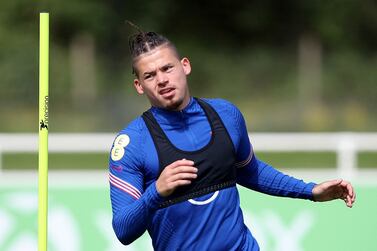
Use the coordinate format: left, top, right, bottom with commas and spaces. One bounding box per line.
142, 98, 237, 208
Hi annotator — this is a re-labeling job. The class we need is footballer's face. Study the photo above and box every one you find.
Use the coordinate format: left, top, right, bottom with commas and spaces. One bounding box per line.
133, 45, 191, 111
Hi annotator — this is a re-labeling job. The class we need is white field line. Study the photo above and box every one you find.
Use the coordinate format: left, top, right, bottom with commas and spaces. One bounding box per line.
1, 169, 377, 188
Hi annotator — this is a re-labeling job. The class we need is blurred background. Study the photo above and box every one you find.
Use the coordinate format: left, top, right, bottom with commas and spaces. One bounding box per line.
0, 1, 376, 251
0, 0, 376, 132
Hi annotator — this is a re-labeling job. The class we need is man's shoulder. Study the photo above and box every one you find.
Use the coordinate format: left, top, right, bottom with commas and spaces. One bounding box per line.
201, 97, 232, 105
201, 98, 241, 115
116, 116, 147, 139
110, 116, 147, 161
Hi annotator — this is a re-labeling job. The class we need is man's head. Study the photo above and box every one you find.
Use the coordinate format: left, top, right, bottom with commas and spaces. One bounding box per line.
129, 32, 191, 111
129, 32, 179, 75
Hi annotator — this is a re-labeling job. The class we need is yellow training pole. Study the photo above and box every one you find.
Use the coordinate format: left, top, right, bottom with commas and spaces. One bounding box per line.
39, 12, 49, 251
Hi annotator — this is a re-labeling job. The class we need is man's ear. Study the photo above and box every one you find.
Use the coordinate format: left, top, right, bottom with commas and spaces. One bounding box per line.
134, 79, 144, 94
181, 57, 191, 75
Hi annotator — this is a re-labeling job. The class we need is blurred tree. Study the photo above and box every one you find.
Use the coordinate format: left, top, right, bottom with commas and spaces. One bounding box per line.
0, 0, 375, 131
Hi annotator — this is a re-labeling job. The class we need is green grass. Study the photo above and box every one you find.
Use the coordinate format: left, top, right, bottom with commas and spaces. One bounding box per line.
2, 153, 109, 170
359, 152, 377, 168
255, 151, 336, 168
1, 151, 376, 170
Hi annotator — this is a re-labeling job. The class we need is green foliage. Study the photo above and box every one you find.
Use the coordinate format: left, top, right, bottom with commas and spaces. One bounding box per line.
0, 1, 376, 132
3, 151, 377, 170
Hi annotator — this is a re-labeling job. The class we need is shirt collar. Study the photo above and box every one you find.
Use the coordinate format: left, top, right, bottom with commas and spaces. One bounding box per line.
150, 97, 203, 124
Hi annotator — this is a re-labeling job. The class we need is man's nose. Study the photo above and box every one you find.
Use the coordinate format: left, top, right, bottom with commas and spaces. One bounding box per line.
156, 72, 168, 85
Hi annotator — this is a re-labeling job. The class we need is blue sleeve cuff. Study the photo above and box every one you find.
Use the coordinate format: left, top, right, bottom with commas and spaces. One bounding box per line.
306, 182, 317, 201
143, 181, 165, 210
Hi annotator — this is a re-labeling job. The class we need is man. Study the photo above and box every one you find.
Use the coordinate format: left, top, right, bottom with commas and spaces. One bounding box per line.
109, 31, 355, 250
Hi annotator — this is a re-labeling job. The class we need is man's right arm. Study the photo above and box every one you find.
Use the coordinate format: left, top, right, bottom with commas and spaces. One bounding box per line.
109, 129, 164, 245
110, 179, 163, 245
110, 129, 200, 246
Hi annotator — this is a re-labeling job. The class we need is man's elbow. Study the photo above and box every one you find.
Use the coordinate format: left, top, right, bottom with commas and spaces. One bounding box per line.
116, 233, 134, 246
112, 219, 136, 246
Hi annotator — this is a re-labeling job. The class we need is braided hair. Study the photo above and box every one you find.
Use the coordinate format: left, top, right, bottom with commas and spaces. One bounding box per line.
127, 21, 180, 76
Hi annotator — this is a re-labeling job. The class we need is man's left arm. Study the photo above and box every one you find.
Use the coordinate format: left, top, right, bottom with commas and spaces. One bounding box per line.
236, 151, 316, 200
233, 106, 355, 207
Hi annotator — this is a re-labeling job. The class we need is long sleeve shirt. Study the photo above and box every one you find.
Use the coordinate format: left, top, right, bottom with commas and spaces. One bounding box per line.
109, 97, 315, 250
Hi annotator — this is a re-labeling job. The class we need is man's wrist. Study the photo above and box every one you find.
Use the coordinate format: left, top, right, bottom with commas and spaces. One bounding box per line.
309, 182, 318, 201
143, 181, 165, 209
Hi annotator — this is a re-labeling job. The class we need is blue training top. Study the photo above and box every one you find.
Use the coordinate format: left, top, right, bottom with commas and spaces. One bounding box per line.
108, 97, 316, 251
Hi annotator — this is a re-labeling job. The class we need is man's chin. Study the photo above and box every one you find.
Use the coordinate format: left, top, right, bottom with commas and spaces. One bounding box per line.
163, 98, 183, 111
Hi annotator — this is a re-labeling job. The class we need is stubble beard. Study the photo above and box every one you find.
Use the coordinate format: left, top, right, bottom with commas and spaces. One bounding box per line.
163, 96, 184, 111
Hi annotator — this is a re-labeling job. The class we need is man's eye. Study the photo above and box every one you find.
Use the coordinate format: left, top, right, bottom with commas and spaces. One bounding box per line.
166, 66, 173, 72
144, 75, 152, 80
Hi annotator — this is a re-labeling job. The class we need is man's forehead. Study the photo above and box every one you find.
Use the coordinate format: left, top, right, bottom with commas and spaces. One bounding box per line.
134, 47, 179, 71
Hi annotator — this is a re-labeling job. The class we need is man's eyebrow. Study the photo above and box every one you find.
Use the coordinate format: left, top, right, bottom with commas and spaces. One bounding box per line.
161, 63, 173, 69
143, 70, 155, 76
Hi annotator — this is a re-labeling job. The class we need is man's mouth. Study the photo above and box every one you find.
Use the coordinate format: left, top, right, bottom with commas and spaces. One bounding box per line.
159, 88, 175, 97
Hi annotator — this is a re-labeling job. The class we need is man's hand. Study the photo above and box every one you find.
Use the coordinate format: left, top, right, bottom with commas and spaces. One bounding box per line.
156, 159, 198, 197
312, 179, 356, 208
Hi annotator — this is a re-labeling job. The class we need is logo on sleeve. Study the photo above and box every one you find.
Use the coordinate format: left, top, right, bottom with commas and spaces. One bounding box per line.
111, 134, 130, 161
114, 134, 130, 147
110, 165, 123, 172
